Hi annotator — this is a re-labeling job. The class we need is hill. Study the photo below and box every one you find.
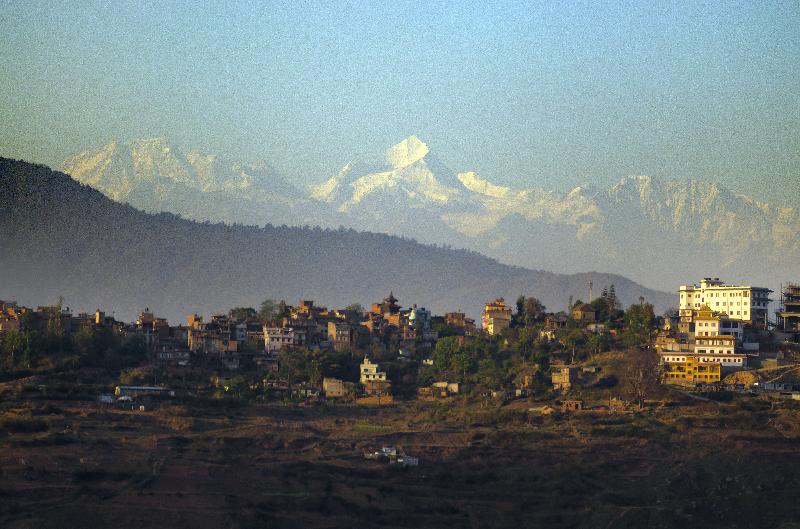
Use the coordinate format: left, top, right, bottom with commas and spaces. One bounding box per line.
0, 158, 671, 322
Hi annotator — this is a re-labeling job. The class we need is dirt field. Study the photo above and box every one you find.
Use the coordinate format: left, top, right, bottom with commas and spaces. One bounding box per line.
2, 394, 800, 529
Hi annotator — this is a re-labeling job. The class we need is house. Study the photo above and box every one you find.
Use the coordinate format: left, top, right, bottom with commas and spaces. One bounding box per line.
445, 312, 477, 335
323, 377, 346, 398
292, 383, 320, 399
660, 353, 722, 384
263, 326, 306, 352
328, 320, 355, 351
562, 399, 584, 412
551, 366, 579, 391
428, 381, 460, 397
408, 305, 432, 330
541, 313, 568, 339
571, 304, 596, 324
482, 298, 512, 336
360, 357, 387, 384
363, 379, 392, 398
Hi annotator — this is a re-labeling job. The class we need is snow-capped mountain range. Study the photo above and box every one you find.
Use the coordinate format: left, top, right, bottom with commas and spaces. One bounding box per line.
61, 136, 800, 292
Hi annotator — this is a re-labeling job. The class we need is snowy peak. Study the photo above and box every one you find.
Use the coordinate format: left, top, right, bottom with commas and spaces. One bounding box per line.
60, 139, 308, 216
310, 135, 475, 213
384, 135, 429, 169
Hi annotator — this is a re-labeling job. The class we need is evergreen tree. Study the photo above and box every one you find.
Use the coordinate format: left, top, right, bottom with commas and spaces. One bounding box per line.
607, 285, 618, 313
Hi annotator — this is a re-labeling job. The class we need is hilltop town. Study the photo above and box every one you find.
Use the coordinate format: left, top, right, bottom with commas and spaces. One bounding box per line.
2, 278, 799, 407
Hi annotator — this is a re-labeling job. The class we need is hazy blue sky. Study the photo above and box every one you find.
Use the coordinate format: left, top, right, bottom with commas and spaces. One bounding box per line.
1, 1, 798, 203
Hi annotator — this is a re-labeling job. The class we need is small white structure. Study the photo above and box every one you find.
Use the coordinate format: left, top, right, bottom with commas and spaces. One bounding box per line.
364, 446, 419, 466
360, 357, 387, 385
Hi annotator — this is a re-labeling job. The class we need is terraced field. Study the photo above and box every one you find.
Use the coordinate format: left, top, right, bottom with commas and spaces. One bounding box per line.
2, 394, 800, 528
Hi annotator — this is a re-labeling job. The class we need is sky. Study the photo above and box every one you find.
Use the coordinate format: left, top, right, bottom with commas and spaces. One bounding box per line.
1, 0, 798, 204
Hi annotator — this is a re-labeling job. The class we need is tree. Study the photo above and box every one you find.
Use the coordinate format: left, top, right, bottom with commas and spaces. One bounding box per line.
432, 337, 460, 376
606, 285, 619, 313
230, 307, 257, 321
477, 358, 503, 388
46, 296, 65, 338
277, 300, 290, 319
452, 346, 475, 383
590, 296, 610, 322
622, 302, 656, 348
586, 333, 602, 360
120, 367, 149, 385
2, 330, 23, 368
558, 328, 586, 363
228, 376, 250, 398
259, 299, 277, 321
623, 348, 661, 409
344, 303, 364, 315
515, 296, 546, 327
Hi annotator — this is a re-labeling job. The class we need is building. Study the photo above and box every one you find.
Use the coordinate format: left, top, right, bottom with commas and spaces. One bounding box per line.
431, 381, 460, 396
482, 298, 512, 336
777, 283, 800, 341
263, 326, 307, 352
370, 292, 401, 317
360, 357, 387, 385
551, 366, 579, 391
660, 354, 722, 384
693, 305, 744, 340
444, 312, 477, 335
363, 379, 392, 398
539, 313, 568, 340
328, 320, 355, 351
571, 304, 596, 324
323, 377, 346, 398
408, 305, 431, 330
115, 385, 175, 398
692, 336, 747, 368
679, 278, 772, 327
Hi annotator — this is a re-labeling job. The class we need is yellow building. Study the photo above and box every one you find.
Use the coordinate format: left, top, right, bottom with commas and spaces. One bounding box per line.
482, 298, 512, 336
660, 353, 721, 384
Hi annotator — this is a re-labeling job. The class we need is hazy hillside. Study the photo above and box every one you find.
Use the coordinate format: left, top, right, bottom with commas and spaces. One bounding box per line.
62, 137, 799, 291
0, 158, 672, 322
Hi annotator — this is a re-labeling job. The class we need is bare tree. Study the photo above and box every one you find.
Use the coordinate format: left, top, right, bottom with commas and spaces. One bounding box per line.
623, 348, 661, 409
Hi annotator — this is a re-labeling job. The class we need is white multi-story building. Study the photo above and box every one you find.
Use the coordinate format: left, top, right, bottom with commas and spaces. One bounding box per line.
679, 278, 772, 326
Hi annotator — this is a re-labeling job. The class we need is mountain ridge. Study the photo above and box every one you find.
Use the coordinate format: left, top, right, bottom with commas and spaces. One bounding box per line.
1, 157, 672, 323
58, 136, 800, 291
